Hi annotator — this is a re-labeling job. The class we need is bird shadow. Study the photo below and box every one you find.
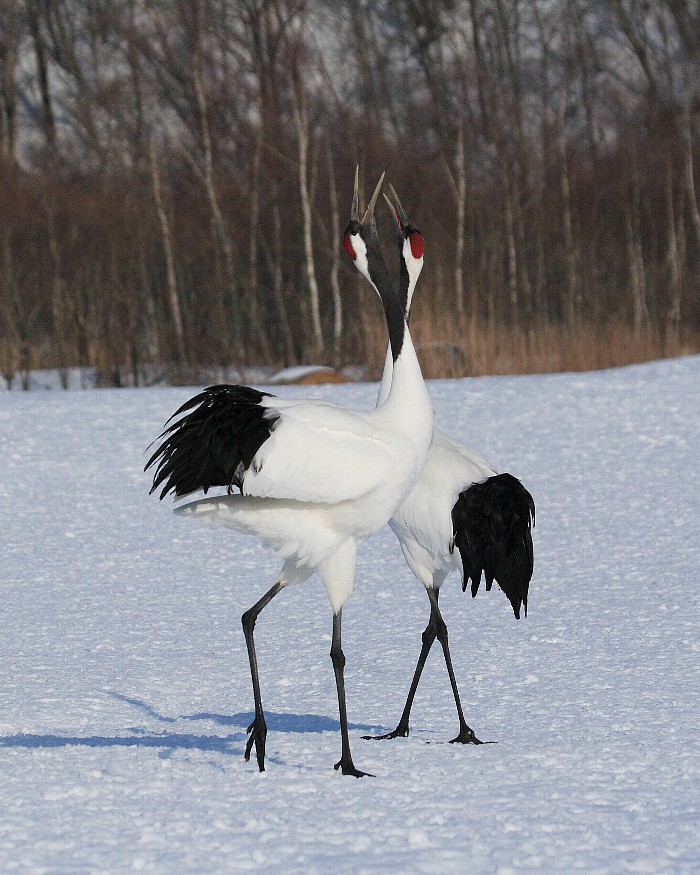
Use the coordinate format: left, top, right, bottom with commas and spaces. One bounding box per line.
0, 730, 243, 755
0, 692, 383, 755
109, 690, 380, 734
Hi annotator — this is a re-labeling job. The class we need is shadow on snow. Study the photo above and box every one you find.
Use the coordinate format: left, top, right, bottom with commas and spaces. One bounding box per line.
0, 691, 384, 753
109, 690, 380, 734
0, 731, 243, 754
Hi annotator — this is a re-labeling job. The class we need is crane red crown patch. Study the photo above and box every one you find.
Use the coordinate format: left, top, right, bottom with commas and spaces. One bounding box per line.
343, 234, 356, 260
410, 233, 425, 259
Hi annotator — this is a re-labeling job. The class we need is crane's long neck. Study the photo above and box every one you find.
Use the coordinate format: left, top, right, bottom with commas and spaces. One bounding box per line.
377, 245, 419, 406
374, 262, 430, 437
366, 241, 405, 363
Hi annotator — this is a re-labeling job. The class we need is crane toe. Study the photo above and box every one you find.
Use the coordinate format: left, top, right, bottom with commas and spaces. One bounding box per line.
245, 716, 267, 771
449, 724, 483, 745
334, 757, 374, 778
362, 724, 409, 740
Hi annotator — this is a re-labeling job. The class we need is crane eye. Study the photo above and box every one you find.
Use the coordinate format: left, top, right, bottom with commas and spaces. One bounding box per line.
409, 232, 425, 259
343, 233, 357, 260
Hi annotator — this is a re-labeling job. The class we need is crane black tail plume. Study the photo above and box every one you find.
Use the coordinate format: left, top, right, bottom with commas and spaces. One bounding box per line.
450, 473, 535, 619
145, 385, 279, 500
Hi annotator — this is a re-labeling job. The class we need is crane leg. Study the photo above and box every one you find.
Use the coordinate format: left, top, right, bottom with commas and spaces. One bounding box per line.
241, 580, 284, 771
330, 610, 372, 777
363, 590, 438, 740
425, 588, 482, 745
363, 588, 482, 744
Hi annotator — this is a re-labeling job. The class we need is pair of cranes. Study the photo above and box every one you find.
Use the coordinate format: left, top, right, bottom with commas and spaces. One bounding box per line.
146, 170, 535, 777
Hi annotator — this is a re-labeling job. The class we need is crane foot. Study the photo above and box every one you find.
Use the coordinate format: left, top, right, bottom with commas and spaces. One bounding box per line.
362, 723, 409, 741
334, 757, 373, 777
245, 716, 267, 771
449, 725, 483, 745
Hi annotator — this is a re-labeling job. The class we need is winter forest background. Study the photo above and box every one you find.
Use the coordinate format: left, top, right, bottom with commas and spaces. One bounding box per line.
1, 0, 699, 388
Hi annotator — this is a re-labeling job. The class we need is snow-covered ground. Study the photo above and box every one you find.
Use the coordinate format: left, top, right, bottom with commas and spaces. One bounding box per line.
1, 356, 698, 874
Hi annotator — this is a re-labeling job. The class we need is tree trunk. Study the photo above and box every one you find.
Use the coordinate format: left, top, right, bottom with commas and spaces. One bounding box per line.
682, 102, 700, 252
45, 198, 69, 387
327, 146, 343, 358
149, 137, 186, 369
191, 26, 243, 358
625, 201, 649, 332
27, 0, 56, 149
665, 161, 681, 349
293, 74, 324, 354
558, 83, 578, 325
0, 0, 19, 161
270, 186, 297, 366
449, 118, 467, 318
504, 182, 519, 326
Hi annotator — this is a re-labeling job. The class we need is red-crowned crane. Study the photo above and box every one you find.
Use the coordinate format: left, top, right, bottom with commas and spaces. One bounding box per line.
145, 171, 433, 777
349, 184, 535, 745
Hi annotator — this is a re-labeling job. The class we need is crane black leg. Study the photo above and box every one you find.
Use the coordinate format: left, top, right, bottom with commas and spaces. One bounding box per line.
330, 610, 372, 777
363, 588, 482, 744
425, 588, 482, 745
362, 591, 438, 740
241, 580, 284, 771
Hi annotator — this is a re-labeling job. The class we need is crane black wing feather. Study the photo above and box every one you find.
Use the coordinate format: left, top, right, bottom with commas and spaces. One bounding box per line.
145, 385, 280, 499
451, 472, 535, 619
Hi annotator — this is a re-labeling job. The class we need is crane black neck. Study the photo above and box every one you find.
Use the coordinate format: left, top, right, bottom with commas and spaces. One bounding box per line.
398, 252, 410, 325
366, 241, 405, 362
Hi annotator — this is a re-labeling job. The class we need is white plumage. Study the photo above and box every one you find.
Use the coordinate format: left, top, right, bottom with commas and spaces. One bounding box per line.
176, 391, 431, 601
388, 433, 497, 591
146, 172, 433, 776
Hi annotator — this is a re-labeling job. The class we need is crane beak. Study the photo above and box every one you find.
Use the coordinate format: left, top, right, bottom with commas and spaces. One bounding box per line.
350, 167, 384, 234
362, 171, 385, 229
351, 166, 360, 222
382, 192, 400, 228
384, 183, 409, 231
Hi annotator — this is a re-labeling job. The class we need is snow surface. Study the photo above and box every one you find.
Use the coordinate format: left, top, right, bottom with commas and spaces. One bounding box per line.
1, 356, 699, 874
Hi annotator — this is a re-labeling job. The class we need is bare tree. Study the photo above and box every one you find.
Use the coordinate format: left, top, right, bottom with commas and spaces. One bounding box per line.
27, 0, 56, 149
188, 4, 242, 357
292, 60, 324, 353
327, 145, 343, 356
0, 0, 20, 161
149, 135, 186, 369
682, 102, 700, 252
665, 159, 682, 347
444, 118, 467, 318
557, 80, 579, 325
0, 0, 698, 383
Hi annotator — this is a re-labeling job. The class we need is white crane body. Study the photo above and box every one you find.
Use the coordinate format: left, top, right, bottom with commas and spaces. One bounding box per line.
356, 184, 535, 745
176, 385, 433, 613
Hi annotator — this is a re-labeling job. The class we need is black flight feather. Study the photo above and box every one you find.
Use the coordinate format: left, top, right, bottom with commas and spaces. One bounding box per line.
145, 385, 280, 500
450, 472, 535, 619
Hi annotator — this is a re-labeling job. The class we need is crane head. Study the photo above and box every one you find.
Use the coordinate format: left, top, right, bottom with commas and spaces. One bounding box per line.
343, 166, 385, 285
383, 182, 425, 261
383, 183, 425, 317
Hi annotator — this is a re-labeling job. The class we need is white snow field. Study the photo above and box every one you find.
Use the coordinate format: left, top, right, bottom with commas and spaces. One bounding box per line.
1, 356, 699, 874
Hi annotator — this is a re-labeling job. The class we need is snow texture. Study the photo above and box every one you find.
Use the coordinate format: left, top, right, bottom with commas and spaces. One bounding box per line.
1, 356, 699, 873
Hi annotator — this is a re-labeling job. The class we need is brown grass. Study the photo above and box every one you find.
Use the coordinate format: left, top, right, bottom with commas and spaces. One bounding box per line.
4, 318, 699, 387
355, 305, 700, 381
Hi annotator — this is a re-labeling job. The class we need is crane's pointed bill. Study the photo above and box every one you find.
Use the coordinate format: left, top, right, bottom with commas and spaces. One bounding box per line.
382, 192, 400, 227
386, 183, 409, 229
362, 171, 385, 226
351, 165, 360, 222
